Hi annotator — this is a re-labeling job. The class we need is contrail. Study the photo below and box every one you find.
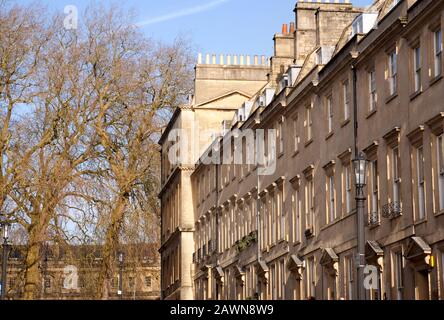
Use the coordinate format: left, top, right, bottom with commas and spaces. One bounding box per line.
136, 0, 231, 27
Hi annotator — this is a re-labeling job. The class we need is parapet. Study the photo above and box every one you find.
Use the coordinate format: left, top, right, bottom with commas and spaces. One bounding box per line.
296, 0, 353, 9
197, 53, 270, 67
297, 0, 351, 3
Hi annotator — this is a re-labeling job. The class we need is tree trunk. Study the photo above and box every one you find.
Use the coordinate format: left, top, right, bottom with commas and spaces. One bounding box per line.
23, 233, 41, 300
96, 195, 127, 300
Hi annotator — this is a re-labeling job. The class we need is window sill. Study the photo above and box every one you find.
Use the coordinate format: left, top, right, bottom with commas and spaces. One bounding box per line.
278, 152, 284, 159
305, 139, 313, 148
320, 211, 356, 232
325, 132, 334, 141
366, 109, 377, 119
435, 210, 444, 217
409, 90, 422, 101
292, 241, 301, 247
292, 150, 300, 158
320, 217, 342, 231
430, 74, 443, 87
341, 118, 351, 128
414, 218, 427, 226
385, 92, 398, 104
368, 221, 381, 230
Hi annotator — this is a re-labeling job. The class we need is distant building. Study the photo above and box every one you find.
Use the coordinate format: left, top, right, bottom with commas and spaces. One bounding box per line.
160, 0, 444, 300
1, 243, 160, 300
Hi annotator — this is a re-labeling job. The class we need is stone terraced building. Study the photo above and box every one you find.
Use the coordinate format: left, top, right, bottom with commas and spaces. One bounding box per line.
159, 0, 444, 300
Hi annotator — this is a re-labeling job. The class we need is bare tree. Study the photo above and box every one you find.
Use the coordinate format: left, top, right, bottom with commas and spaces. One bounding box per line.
1, 2, 193, 300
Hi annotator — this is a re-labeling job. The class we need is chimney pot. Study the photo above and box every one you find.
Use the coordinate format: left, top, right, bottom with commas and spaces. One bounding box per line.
289, 22, 295, 33
282, 23, 288, 34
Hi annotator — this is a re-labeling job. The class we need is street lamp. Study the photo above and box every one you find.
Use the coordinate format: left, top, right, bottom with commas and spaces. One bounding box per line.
118, 251, 124, 300
353, 152, 368, 191
1, 222, 10, 300
352, 151, 368, 300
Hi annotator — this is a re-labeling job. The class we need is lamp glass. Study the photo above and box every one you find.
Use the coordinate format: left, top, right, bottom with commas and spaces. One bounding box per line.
2, 224, 9, 241
353, 152, 368, 188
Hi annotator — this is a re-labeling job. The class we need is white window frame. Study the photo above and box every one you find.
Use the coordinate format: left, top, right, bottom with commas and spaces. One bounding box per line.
438, 134, 444, 211
306, 104, 313, 141
344, 163, 352, 214
394, 250, 404, 300
278, 121, 284, 155
434, 28, 442, 77
371, 160, 379, 223
306, 179, 315, 230
327, 175, 336, 224
343, 80, 350, 120
392, 146, 401, 204
413, 45, 421, 92
416, 145, 426, 220
326, 95, 333, 134
293, 116, 299, 153
277, 259, 285, 300
369, 69, 377, 111
346, 256, 354, 300
278, 187, 284, 241
292, 188, 301, 243
388, 49, 398, 96
307, 257, 316, 298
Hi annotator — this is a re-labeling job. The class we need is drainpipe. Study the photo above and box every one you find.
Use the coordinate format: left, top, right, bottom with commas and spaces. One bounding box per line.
215, 156, 220, 300
352, 64, 358, 157
256, 129, 263, 300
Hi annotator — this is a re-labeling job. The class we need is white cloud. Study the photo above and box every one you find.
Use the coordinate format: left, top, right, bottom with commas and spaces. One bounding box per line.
136, 0, 230, 27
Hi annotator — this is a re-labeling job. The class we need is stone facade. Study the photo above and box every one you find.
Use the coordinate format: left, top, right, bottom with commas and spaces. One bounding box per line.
1, 244, 160, 300
160, 0, 444, 300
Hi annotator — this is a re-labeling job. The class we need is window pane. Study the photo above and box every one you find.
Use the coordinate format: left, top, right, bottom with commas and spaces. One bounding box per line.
369, 70, 377, 111
329, 176, 335, 222
343, 81, 349, 120
438, 135, 444, 210
414, 46, 421, 92
439, 135, 444, 173
327, 96, 333, 133
389, 51, 397, 94
395, 251, 403, 300
435, 30, 442, 76
417, 146, 425, 219
371, 160, 379, 219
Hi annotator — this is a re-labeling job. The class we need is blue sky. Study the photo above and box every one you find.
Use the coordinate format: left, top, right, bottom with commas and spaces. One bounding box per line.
17, 0, 373, 58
